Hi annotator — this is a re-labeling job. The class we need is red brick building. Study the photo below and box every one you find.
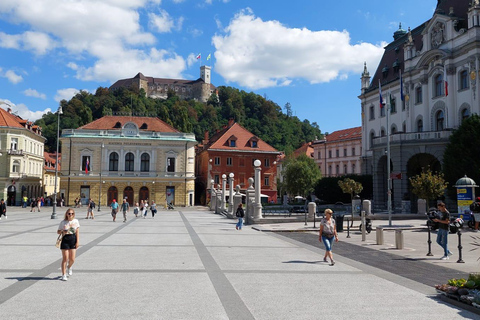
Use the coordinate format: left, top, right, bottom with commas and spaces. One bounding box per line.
196, 120, 282, 205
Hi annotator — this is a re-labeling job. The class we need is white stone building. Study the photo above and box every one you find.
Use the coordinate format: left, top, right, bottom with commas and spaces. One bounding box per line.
359, 0, 479, 211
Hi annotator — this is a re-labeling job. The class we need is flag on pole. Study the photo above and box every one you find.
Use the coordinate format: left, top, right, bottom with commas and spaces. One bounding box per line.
85, 157, 89, 174
400, 70, 404, 101
206, 53, 211, 60
196, 53, 201, 60
444, 66, 448, 97
379, 80, 385, 109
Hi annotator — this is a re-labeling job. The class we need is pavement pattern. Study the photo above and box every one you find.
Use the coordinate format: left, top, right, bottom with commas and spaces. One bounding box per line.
0, 206, 478, 319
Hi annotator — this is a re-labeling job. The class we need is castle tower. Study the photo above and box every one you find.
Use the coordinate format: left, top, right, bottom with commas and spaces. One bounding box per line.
200, 65, 211, 84
361, 62, 370, 94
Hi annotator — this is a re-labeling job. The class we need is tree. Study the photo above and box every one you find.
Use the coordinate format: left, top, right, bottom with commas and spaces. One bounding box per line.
283, 154, 321, 197
338, 178, 363, 203
443, 114, 480, 200
409, 167, 448, 207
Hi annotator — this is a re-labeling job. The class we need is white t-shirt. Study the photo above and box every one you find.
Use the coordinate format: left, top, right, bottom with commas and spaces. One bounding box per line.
58, 219, 80, 235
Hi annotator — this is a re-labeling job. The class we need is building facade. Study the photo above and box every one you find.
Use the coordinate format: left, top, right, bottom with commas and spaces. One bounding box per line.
359, 0, 479, 211
59, 116, 196, 208
43, 152, 60, 204
196, 120, 281, 205
312, 127, 362, 177
0, 107, 45, 205
110, 66, 216, 103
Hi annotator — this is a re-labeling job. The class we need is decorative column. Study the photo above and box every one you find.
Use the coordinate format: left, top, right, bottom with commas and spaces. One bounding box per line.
228, 173, 234, 213
233, 185, 243, 218
210, 179, 216, 211
253, 159, 263, 219
221, 174, 227, 210
245, 178, 255, 224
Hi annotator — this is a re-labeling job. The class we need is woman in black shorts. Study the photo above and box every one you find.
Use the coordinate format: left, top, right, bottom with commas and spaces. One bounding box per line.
57, 209, 80, 281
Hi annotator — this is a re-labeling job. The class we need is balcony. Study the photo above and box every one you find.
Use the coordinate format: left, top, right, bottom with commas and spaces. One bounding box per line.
7, 149, 24, 156
372, 130, 453, 147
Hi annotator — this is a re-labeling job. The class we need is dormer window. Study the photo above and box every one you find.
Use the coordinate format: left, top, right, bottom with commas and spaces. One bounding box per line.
226, 135, 237, 147
230, 140, 236, 147
114, 122, 122, 128
251, 140, 258, 148
140, 123, 148, 130
382, 64, 389, 78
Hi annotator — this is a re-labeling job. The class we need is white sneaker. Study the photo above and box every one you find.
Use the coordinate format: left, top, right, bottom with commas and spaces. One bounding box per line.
67, 267, 72, 276
61, 274, 68, 281
440, 256, 449, 260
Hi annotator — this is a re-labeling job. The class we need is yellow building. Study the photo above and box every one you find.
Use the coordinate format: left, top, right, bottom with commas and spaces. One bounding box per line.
0, 106, 45, 206
59, 116, 196, 208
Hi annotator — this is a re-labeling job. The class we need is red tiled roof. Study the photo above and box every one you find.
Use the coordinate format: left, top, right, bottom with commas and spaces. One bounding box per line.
326, 126, 362, 143
44, 152, 61, 171
206, 123, 279, 153
293, 142, 314, 158
78, 116, 179, 133
0, 107, 26, 129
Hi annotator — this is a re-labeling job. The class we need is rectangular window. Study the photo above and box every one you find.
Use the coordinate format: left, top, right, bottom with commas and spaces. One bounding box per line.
264, 158, 270, 167
336, 165, 339, 175
328, 166, 332, 176
343, 149, 347, 157
167, 157, 175, 172
336, 150, 339, 158
328, 150, 332, 158
317, 151, 321, 159
351, 147, 355, 156
214, 175, 219, 185
230, 140, 236, 147
415, 86, 423, 104
82, 156, 91, 172
11, 138, 18, 150
251, 141, 258, 148
390, 98, 396, 113
369, 106, 375, 120
460, 71, 469, 90
264, 176, 270, 186
227, 157, 232, 166
214, 157, 220, 165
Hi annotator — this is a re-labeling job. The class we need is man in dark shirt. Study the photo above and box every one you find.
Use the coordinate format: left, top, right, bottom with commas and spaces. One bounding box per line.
433, 202, 452, 260
0, 199, 6, 220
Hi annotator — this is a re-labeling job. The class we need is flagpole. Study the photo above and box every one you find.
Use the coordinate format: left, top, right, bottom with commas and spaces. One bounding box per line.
387, 91, 392, 227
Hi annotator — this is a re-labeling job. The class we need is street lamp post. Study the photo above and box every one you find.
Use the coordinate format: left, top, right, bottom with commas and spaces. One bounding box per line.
98, 142, 104, 211
221, 174, 227, 210
254, 159, 262, 219
228, 173, 234, 213
51, 106, 63, 219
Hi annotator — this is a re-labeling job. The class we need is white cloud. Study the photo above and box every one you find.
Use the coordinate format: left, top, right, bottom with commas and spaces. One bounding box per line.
212, 10, 385, 89
55, 88, 80, 102
2, 70, 23, 84
186, 53, 198, 68
0, 101, 50, 121
149, 10, 175, 33
0, 31, 56, 55
0, 1, 189, 83
23, 89, 47, 99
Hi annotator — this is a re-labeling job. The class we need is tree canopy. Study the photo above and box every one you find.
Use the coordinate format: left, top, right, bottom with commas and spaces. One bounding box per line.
35, 86, 323, 154
283, 154, 322, 197
409, 167, 448, 206
443, 114, 480, 199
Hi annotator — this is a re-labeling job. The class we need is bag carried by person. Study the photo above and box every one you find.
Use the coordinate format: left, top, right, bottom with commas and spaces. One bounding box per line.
55, 234, 63, 248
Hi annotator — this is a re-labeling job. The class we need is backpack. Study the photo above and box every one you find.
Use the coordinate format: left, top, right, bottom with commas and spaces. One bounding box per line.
471, 201, 480, 213
91, 201, 95, 209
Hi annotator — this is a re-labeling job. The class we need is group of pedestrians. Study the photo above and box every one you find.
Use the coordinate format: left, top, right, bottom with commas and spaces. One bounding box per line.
109, 199, 158, 222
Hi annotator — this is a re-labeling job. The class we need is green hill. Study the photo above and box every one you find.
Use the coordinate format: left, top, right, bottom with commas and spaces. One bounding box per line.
35, 86, 323, 153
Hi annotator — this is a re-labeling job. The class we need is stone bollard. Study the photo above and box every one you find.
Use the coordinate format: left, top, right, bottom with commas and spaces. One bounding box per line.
395, 230, 404, 249
376, 227, 384, 245
417, 199, 426, 215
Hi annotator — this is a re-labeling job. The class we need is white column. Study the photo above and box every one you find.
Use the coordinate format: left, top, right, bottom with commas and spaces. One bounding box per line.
253, 160, 262, 219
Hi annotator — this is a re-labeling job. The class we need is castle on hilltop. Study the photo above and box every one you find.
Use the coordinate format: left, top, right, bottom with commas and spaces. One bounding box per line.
109, 65, 216, 103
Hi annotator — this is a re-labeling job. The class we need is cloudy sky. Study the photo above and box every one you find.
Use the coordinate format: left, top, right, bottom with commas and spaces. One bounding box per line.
0, 0, 436, 134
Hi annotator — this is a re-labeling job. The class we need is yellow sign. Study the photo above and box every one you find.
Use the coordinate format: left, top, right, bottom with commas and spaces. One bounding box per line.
457, 188, 467, 194
458, 200, 472, 206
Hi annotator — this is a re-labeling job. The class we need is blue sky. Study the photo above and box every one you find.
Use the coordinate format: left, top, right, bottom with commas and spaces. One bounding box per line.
0, 0, 437, 135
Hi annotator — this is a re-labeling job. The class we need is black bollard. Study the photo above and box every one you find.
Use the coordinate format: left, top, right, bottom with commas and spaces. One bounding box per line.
457, 229, 465, 263
347, 217, 351, 238
426, 225, 433, 256
314, 211, 316, 228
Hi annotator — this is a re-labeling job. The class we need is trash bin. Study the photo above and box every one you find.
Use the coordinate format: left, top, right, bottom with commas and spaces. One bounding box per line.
334, 214, 344, 232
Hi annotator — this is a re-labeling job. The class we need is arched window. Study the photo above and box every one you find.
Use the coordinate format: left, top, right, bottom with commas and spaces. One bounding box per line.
380, 129, 386, 137
109, 152, 119, 171
434, 74, 443, 97
12, 160, 20, 173
125, 152, 135, 171
352, 164, 356, 174
417, 119, 423, 132
140, 153, 150, 172
436, 110, 444, 131
461, 108, 469, 122
391, 126, 397, 134
343, 165, 347, 174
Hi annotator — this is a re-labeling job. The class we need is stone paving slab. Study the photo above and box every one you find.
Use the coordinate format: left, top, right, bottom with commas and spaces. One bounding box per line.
0, 206, 477, 319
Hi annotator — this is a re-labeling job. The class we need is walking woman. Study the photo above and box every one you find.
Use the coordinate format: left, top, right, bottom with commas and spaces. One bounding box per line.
235, 203, 245, 230
319, 209, 338, 266
57, 208, 80, 281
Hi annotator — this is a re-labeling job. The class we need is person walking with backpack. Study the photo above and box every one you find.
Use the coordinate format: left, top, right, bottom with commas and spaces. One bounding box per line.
470, 197, 480, 232
433, 202, 452, 260
235, 203, 244, 230
86, 198, 95, 219
150, 200, 157, 218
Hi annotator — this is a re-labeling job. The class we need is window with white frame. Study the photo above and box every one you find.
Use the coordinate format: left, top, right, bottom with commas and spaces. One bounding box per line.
11, 138, 18, 150
226, 157, 232, 166
264, 176, 270, 186
167, 157, 175, 172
